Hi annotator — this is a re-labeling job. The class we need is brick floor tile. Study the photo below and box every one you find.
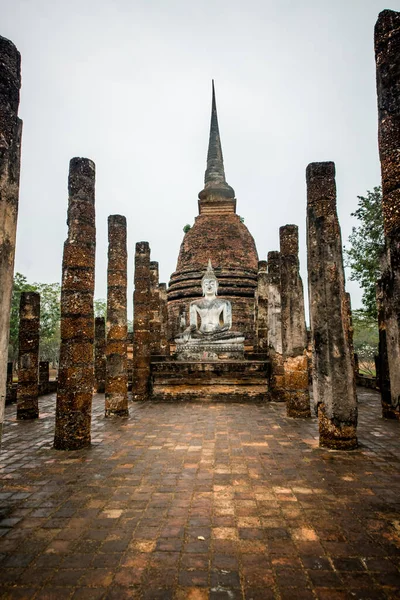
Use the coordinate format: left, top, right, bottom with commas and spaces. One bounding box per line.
0, 389, 399, 598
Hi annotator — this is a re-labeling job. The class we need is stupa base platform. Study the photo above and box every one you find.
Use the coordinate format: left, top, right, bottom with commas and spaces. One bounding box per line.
150, 358, 270, 402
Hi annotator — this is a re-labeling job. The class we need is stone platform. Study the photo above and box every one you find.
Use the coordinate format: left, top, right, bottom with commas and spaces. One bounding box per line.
1, 389, 400, 599
151, 358, 270, 402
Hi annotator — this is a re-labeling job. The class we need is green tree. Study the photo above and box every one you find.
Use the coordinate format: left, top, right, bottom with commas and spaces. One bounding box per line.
9, 273, 36, 360
183, 224, 191, 234
352, 309, 379, 377
94, 298, 107, 319
345, 187, 385, 319
9, 274, 61, 366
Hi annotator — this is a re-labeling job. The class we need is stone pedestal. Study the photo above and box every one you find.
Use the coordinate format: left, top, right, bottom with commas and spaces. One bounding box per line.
17, 292, 40, 420
151, 358, 269, 402
175, 341, 244, 361
54, 158, 96, 450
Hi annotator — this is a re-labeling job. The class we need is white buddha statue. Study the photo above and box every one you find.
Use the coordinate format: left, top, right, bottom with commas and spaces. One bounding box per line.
176, 260, 244, 346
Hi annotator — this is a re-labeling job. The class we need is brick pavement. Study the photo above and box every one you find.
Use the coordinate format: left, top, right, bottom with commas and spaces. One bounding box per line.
0, 389, 400, 599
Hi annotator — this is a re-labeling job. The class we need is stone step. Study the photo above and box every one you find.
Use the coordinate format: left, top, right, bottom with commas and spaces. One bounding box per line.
150, 359, 270, 402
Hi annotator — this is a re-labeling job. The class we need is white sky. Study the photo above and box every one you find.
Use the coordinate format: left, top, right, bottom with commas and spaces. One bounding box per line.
2, 0, 388, 318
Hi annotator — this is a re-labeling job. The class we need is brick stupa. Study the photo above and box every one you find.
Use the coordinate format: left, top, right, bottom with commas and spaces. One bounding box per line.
167, 82, 259, 343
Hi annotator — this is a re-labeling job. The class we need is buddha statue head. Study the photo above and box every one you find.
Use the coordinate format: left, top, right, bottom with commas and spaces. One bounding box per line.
201, 260, 218, 297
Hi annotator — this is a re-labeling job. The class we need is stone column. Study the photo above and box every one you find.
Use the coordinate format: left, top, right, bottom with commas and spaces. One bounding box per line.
149, 261, 162, 355
375, 10, 400, 418
279, 226, 310, 417
255, 260, 268, 352
5, 362, 13, 405
159, 283, 169, 356
105, 214, 128, 416
94, 317, 106, 393
306, 161, 357, 449
132, 242, 151, 400
267, 251, 284, 401
54, 158, 96, 450
376, 275, 392, 417
17, 292, 40, 419
39, 361, 49, 395
0, 36, 22, 442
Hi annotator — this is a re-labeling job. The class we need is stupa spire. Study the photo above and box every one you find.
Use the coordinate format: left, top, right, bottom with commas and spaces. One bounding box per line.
199, 81, 235, 202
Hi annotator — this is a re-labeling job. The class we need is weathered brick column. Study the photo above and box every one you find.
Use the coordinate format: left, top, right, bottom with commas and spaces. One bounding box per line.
267, 251, 284, 401
105, 215, 128, 416
0, 36, 22, 442
17, 292, 40, 419
376, 276, 392, 416
39, 361, 49, 395
375, 10, 400, 418
159, 283, 169, 356
5, 362, 13, 405
255, 260, 268, 352
54, 158, 96, 450
306, 161, 357, 449
132, 242, 151, 400
279, 226, 310, 417
149, 261, 162, 356
94, 317, 106, 393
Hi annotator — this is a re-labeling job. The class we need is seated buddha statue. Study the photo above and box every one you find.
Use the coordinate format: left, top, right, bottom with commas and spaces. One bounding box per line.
175, 260, 244, 346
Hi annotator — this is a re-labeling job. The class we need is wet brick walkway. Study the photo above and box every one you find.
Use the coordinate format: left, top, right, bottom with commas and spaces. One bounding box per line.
1, 389, 400, 599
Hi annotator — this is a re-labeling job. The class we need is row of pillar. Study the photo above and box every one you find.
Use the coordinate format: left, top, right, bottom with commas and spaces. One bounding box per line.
255, 165, 358, 448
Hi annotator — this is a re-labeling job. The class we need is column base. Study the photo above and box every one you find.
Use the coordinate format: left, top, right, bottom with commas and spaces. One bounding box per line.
318, 405, 358, 450
17, 407, 39, 420
285, 390, 311, 418
105, 408, 129, 417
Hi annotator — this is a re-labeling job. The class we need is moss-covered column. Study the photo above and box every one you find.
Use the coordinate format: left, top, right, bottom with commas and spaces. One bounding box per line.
306, 161, 357, 449
132, 242, 151, 400
375, 10, 400, 418
54, 158, 96, 450
94, 317, 106, 393
17, 292, 40, 419
255, 260, 268, 352
280, 226, 310, 417
0, 36, 22, 443
105, 214, 128, 416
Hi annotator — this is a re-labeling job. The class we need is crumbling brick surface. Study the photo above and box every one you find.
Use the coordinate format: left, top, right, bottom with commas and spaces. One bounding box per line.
16, 291, 40, 419
375, 9, 400, 417
54, 158, 96, 450
0, 35, 22, 438
279, 226, 310, 418
132, 242, 151, 400
168, 213, 258, 342
105, 215, 128, 416
306, 162, 357, 449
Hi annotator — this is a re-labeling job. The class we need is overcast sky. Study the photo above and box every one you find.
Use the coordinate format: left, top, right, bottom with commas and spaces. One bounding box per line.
2, 0, 389, 317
